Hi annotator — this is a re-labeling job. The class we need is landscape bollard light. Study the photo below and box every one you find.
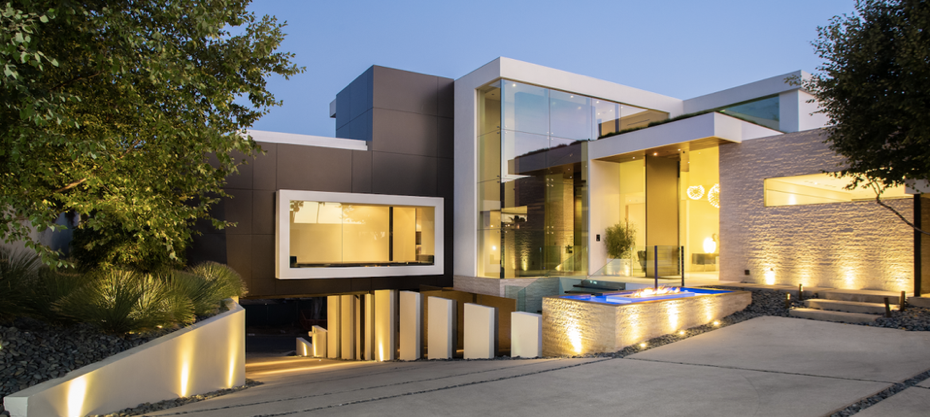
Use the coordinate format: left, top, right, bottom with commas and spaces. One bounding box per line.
884, 297, 892, 318
785, 293, 791, 309
900, 291, 906, 312
798, 284, 804, 302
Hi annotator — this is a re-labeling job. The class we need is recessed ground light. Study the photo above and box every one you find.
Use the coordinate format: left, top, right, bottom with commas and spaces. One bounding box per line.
639, 343, 647, 348
678, 330, 685, 336
713, 321, 720, 326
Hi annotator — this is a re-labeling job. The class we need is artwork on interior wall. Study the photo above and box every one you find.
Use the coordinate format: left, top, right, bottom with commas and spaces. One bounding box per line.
687, 185, 705, 200
708, 184, 720, 208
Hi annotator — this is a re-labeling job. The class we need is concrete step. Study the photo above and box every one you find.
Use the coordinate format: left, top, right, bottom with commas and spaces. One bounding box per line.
803, 299, 897, 315
820, 289, 907, 305
789, 308, 880, 324
907, 297, 930, 308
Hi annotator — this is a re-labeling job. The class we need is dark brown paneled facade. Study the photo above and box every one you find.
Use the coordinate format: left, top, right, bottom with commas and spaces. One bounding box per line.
197, 65, 454, 298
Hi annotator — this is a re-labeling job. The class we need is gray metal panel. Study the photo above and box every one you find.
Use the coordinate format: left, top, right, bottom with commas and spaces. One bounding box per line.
226, 234, 252, 293
335, 109, 373, 141
250, 234, 276, 296
252, 190, 275, 235
275, 277, 353, 296
335, 66, 373, 129
371, 108, 437, 156
437, 77, 454, 118
373, 66, 439, 115
225, 150, 253, 190
371, 152, 437, 196
187, 233, 227, 265
437, 116, 454, 159
224, 189, 252, 235
275, 144, 353, 192
352, 150, 372, 193
253, 142, 278, 191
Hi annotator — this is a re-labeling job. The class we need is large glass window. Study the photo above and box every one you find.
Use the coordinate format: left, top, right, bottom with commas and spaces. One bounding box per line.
764, 173, 909, 207
289, 201, 435, 267
718, 95, 780, 131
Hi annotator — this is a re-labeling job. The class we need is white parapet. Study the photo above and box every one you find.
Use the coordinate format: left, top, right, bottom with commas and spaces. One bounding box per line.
374, 289, 397, 361
311, 326, 327, 358
363, 293, 375, 360
3, 300, 245, 417
511, 312, 542, 358
326, 295, 342, 359
296, 338, 312, 357
464, 303, 497, 359
428, 297, 456, 359
341, 294, 356, 360
399, 291, 422, 361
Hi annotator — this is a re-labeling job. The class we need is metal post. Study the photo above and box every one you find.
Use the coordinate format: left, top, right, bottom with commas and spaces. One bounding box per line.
884, 297, 892, 318
900, 291, 907, 312
654, 245, 659, 290
798, 284, 803, 302
680, 246, 685, 287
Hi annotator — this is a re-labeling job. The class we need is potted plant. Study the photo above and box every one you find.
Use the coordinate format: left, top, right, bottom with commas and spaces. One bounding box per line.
605, 222, 636, 276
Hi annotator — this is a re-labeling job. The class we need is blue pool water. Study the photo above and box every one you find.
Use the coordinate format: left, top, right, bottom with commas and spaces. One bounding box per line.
563, 287, 731, 305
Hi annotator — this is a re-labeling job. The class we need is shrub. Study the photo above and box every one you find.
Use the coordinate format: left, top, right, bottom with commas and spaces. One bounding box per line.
188, 262, 248, 299
55, 269, 195, 334
605, 222, 636, 259
0, 247, 40, 321
167, 269, 228, 317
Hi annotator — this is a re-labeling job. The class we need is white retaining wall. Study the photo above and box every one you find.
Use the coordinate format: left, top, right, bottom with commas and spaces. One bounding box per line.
427, 297, 456, 359
464, 303, 496, 359
4, 299, 245, 417
511, 312, 542, 358
399, 291, 422, 361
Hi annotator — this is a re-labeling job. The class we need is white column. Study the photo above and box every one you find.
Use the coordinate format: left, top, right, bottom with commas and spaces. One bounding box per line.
311, 325, 327, 358
511, 312, 542, 358
296, 338, 312, 357
326, 295, 341, 359
464, 303, 496, 359
364, 293, 375, 360
341, 294, 356, 360
428, 297, 456, 359
374, 289, 397, 361
399, 291, 422, 361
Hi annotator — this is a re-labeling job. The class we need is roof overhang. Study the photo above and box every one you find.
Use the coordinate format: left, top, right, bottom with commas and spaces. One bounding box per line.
587, 112, 782, 161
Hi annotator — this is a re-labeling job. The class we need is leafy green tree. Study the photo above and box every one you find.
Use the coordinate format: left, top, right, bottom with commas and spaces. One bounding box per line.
805, 0, 929, 235
0, 0, 303, 267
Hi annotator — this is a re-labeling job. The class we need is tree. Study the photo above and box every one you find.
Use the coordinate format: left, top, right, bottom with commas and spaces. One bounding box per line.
0, 1, 303, 268
805, 0, 929, 235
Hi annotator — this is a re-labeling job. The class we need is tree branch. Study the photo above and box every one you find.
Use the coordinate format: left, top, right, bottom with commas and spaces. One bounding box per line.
49, 70, 103, 92
53, 178, 87, 193
870, 183, 930, 237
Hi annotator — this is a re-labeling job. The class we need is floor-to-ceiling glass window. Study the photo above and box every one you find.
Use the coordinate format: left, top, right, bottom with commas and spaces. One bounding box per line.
680, 145, 720, 278
477, 80, 667, 278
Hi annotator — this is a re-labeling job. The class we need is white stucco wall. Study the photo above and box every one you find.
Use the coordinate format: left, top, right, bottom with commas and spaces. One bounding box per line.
4, 300, 245, 417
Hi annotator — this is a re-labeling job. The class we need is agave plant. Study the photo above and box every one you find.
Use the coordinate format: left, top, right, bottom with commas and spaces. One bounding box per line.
55, 269, 194, 334
0, 246, 40, 321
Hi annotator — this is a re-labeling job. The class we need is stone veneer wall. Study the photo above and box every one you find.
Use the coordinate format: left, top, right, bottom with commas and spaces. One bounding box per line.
720, 129, 914, 291
542, 291, 750, 356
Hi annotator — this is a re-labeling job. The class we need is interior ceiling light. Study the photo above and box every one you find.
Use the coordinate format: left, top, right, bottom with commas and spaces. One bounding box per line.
708, 184, 721, 208
687, 185, 705, 200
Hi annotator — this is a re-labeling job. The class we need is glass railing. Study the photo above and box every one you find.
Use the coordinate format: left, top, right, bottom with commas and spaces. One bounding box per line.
590, 245, 686, 286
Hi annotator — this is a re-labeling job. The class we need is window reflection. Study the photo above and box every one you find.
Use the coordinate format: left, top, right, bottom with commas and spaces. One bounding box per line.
719, 96, 780, 131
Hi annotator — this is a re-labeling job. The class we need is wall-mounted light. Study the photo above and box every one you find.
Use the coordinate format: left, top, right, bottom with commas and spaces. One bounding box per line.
687, 185, 705, 200
708, 184, 720, 208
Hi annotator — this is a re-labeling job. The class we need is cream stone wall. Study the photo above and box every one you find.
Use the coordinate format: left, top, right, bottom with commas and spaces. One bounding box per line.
542, 291, 750, 356
719, 129, 914, 291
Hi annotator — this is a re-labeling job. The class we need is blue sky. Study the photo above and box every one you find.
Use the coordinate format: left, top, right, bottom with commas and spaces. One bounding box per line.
246, 0, 855, 136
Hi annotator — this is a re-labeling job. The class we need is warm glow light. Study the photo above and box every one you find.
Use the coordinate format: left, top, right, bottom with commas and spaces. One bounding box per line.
687, 185, 705, 200
378, 344, 384, 362
678, 330, 685, 336
708, 184, 720, 208
713, 321, 720, 326
764, 268, 776, 285
492, 245, 496, 251
639, 343, 647, 348
630, 286, 681, 298
227, 359, 237, 388
703, 237, 717, 254
180, 362, 190, 397
67, 376, 88, 417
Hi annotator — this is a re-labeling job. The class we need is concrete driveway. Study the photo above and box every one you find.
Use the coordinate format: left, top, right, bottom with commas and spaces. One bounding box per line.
147, 316, 930, 417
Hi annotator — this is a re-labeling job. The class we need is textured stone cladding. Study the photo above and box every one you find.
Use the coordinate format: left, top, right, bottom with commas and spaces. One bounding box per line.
542, 291, 750, 356
719, 129, 914, 291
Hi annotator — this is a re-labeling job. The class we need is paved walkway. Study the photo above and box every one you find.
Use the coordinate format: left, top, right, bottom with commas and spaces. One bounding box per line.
148, 317, 930, 417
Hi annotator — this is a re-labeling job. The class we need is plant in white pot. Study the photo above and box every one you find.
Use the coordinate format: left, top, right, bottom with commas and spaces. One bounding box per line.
605, 222, 636, 276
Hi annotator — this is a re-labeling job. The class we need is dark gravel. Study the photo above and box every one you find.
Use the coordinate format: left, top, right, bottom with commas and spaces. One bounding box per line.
86, 379, 263, 417
0, 317, 169, 416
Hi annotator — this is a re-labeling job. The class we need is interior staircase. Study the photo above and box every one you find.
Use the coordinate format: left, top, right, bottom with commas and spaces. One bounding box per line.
790, 289, 906, 324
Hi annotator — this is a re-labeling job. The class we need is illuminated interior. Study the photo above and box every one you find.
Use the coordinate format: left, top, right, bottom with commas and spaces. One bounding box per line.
764, 173, 908, 207
290, 201, 435, 267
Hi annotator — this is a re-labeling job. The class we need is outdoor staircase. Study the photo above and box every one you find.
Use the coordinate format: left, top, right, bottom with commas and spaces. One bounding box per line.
789, 289, 906, 324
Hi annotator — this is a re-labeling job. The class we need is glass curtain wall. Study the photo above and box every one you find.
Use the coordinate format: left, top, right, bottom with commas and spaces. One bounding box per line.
477, 80, 666, 278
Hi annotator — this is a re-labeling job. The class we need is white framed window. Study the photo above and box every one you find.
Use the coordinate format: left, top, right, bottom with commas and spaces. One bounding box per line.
276, 190, 444, 279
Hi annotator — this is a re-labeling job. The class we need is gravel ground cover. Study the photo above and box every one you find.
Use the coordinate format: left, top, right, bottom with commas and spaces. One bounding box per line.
85, 379, 263, 417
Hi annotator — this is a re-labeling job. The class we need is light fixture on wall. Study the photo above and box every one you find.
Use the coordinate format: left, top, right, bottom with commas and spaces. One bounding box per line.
708, 184, 720, 208
703, 235, 717, 254
687, 185, 705, 200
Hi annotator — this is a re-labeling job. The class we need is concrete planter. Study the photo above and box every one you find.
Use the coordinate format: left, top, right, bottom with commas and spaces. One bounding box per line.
4, 299, 245, 417
542, 290, 750, 356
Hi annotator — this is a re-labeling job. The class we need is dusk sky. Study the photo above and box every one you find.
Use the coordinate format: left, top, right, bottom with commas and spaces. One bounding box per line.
245, 0, 855, 137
